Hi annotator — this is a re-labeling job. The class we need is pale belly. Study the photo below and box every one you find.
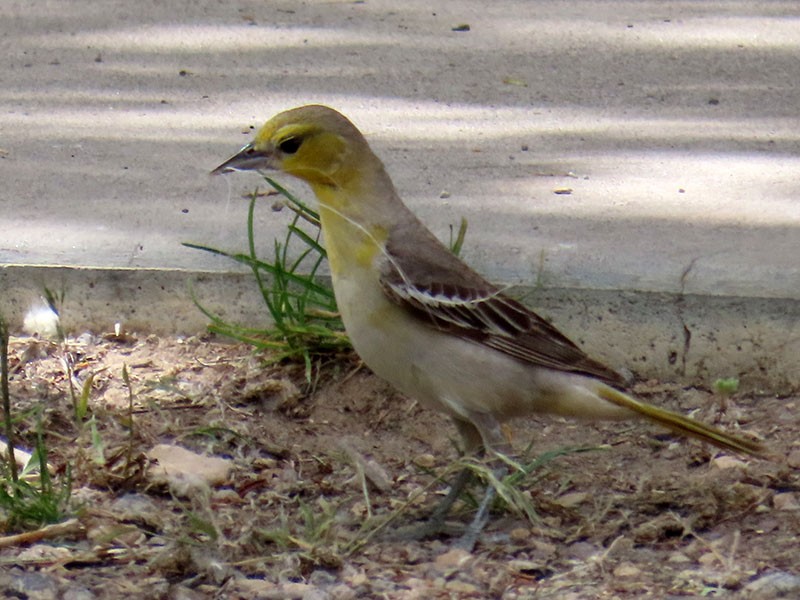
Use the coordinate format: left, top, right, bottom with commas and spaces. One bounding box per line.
331, 262, 625, 425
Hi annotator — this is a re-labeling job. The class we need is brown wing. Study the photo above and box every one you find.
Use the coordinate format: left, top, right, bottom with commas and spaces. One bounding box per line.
380, 226, 626, 388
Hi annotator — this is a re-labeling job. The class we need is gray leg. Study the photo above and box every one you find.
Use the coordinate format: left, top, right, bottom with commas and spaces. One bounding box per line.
385, 414, 515, 545
383, 418, 483, 541
414, 418, 483, 535
456, 411, 513, 550
456, 478, 499, 551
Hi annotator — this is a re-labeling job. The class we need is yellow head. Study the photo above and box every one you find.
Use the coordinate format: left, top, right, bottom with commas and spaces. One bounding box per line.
212, 105, 377, 191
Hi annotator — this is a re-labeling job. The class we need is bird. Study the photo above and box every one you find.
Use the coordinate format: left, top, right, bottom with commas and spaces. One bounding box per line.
212, 105, 764, 545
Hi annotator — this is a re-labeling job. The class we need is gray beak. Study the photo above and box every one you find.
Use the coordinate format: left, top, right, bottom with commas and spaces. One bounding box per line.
210, 142, 272, 175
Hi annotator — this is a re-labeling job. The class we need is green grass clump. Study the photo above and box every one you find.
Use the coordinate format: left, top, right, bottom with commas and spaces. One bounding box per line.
185, 177, 351, 374
0, 423, 72, 531
0, 314, 71, 531
713, 377, 740, 397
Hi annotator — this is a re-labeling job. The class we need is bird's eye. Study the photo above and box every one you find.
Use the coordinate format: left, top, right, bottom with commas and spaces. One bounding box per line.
279, 137, 302, 154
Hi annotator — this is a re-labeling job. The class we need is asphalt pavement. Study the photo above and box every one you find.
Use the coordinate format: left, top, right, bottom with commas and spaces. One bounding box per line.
1, 1, 798, 389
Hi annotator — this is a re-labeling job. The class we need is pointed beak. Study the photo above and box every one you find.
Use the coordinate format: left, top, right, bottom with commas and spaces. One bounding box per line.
210, 142, 274, 175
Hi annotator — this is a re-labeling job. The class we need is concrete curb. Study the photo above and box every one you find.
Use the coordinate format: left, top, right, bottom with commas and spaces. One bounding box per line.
2, 264, 796, 393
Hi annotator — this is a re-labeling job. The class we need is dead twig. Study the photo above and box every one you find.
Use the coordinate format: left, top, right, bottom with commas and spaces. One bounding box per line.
0, 518, 84, 549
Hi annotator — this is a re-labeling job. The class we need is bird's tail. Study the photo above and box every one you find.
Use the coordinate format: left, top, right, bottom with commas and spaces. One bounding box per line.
596, 384, 765, 457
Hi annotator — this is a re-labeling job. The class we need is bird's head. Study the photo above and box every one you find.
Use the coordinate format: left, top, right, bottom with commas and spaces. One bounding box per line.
211, 105, 373, 190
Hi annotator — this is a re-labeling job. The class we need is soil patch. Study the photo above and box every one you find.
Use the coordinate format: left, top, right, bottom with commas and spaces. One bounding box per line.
1, 334, 797, 598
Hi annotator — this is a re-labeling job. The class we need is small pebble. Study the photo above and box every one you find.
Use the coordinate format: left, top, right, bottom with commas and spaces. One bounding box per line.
445, 580, 479, 594
698, 552, 719, 567
786, 449, 800, 469
613, 562, 642, 578
711, 455, 747, 470
744, 571, 800, 595
667, 552, 691, 564
434, 547, 472, 570
555, 491, 588, 508
413, 453, 436, 468
509, 527, 530, 543
773, 492, 800, 511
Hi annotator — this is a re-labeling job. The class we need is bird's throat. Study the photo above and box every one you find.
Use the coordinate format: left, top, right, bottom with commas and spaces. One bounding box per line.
317, 203, 387, 277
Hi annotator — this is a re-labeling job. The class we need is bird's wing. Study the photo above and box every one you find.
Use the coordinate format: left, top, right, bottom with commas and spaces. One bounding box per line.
379, 230, 626, 387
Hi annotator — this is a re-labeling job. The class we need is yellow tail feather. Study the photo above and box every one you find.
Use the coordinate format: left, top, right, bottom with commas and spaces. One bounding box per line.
596, 384, 765, 457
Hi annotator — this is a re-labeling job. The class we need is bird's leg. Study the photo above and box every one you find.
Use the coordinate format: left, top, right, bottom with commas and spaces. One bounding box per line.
384, 466, 474, 541
455, 412, 514, 551
427, 465, 473, 523
421, 416, 489, 531
456, 474, 499, 551
383, 419, 484, 541
385, 416, 515, 544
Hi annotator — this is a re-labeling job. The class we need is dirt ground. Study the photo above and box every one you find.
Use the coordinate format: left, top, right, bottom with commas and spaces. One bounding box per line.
1, 333, 798, 599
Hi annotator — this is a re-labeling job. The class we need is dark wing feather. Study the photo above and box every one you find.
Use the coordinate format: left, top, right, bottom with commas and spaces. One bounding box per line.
380, 227, 625, 388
